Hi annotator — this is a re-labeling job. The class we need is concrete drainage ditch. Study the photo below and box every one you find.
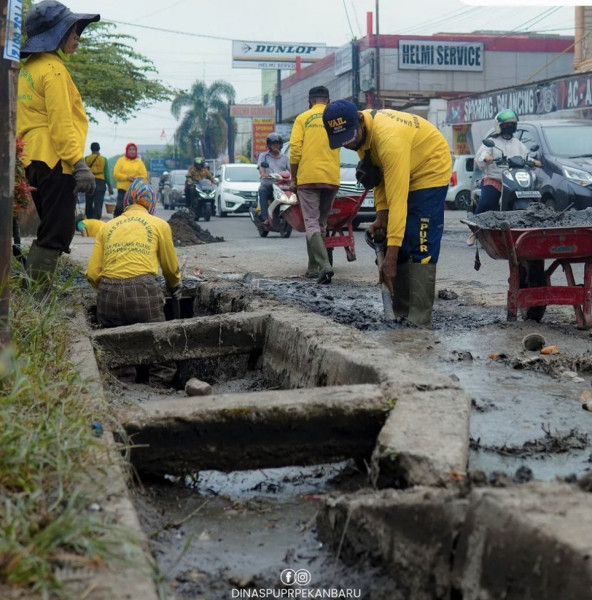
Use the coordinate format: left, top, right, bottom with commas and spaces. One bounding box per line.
86, 282, 592, 599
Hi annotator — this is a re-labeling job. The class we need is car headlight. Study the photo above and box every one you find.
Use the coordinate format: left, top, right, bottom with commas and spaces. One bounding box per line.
562, 165, 592, 186
223, 188, 242, 195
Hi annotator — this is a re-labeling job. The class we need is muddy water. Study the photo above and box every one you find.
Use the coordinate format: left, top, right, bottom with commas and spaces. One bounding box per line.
136, 463, 401, 600
244, 278, 592, 482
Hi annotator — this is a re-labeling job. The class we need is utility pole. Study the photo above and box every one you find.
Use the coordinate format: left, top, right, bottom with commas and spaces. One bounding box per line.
374, 0, 381, 109
0, 0, 21, 348
227, 100, 235, 163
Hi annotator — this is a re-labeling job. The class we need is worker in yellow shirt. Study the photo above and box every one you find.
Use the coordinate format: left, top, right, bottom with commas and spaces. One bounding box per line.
112, 143, 148, 217
323, 100, 452, 328
75, 216, 104, 237
17, 0, 100, 287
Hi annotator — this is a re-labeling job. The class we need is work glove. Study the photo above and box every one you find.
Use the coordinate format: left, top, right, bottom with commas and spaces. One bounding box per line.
169, 286, 182, 300
73, 159, 96, 194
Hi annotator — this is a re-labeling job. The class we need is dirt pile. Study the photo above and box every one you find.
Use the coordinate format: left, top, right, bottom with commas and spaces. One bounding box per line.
467, 203, 592, 229
168, 211, 224, 246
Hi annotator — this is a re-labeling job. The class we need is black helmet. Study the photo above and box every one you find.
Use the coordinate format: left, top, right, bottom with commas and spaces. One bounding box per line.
266, 132, 283, 150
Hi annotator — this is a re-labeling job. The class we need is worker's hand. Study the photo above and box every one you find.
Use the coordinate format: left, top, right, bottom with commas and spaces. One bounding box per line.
73, 160, 96, 194
169, 286, 182, 300
379, 246, 399, 296
368, 210, 388, 240
290, 181, 297, 193
108, 186, 114, 195
127, 176, 136, 182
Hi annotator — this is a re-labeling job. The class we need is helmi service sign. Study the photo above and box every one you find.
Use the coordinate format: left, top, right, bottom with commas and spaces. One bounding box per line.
398, 40, 483, 72
232, 40, 326, 70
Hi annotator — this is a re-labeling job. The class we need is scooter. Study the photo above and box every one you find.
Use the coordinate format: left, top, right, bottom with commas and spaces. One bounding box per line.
189, 178, 215, 222
248, 169, 297, 238
159, 178, 172, 210
482, 137, 546, 321
481, 138, 541, 210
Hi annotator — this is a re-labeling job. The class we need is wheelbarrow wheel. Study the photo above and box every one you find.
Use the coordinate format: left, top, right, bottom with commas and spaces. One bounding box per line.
279, 217, 292, 238
520, 260, 547, 322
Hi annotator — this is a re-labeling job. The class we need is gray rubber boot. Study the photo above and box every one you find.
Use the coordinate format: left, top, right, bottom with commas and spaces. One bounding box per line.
25, 240, 60, 289
305, 238, 319, 279
392, 263, 410, 318
407, 263, 437, 328
309, 232, 333, 284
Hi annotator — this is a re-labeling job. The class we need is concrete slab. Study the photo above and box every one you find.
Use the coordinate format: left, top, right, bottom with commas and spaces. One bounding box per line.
371, 388, 471, 488
117, 384, 391, 476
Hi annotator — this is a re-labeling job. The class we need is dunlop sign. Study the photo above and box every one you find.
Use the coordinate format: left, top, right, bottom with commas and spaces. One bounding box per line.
398, 40, 483, 72
232, 40, 326, 70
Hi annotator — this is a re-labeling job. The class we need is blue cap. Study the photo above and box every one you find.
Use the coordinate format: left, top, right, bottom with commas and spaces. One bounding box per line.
322, 100, 360, 149
21, 1, 100, 57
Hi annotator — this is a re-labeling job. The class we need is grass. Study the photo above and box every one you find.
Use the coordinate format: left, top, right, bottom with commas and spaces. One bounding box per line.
0, 261, 144, 599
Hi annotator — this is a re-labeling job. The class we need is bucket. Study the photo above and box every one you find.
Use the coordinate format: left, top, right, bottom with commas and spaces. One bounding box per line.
522, 333, 547, 351
105, 202, 116, 214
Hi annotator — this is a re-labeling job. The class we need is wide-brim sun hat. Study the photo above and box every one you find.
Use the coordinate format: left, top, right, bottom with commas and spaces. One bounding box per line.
322, 99, 360, 149
21, 0, 100, 57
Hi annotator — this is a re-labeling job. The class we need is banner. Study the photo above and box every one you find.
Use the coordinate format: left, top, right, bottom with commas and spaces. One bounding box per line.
252, 119, 275, 161
446, 72, 592, 124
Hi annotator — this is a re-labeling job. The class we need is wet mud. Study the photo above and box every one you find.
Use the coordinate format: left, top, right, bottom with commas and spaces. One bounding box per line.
168, 210, 225, 246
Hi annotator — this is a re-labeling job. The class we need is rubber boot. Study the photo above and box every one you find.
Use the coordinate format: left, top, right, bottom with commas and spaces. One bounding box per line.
392, 263, 410, 318
25, 240, 60, 292
309, 232, 333, 284
305, 238, 319, 279
407, 263, 437, 328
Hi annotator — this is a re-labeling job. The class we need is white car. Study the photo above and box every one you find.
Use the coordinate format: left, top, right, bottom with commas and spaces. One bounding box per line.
445, 154, 475, 210
215, 163, 261, 217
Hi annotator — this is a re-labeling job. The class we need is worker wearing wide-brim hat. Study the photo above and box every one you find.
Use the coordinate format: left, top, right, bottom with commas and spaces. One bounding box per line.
17, 0, 100, 289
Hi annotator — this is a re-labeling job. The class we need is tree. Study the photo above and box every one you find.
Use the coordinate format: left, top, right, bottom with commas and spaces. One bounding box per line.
68, 23, 172, 123
171, 80, 236, 160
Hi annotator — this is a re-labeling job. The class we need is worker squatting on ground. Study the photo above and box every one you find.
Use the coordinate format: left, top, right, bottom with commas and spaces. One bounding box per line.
85, 178, 181, 330
75, 216, 105, 237
17, 0, 100, 288
289, 86, 341, 284
323, 100, 452, 328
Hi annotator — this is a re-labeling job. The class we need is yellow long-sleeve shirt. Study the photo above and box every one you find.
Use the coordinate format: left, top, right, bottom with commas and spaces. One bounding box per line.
17, 52, 88, 174
86, 204, 180, 290
113, 156, 148, 192
289, 103, 340, 186
357, 110, 452, 247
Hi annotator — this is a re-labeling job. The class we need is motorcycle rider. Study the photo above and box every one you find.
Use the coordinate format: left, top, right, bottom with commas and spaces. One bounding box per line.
185, 157, 216, 206
468, 109, 541, 245
257, 133, 290, 222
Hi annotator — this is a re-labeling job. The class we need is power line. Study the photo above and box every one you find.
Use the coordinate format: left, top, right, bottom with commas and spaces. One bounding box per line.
341, 0, 356, 39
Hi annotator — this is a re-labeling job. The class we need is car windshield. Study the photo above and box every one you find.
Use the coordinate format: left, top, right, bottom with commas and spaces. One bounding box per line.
223, 166, 260, 182
541, 125, 592, 157
340, 147, 360, 167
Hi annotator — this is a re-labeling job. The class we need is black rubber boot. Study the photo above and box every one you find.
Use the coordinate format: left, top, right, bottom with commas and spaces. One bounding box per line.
407, 263, 437, 328
25, 240, 60, 292
392, 263, 410, 318
309, 233, 333, 284
305, 238, 319, 279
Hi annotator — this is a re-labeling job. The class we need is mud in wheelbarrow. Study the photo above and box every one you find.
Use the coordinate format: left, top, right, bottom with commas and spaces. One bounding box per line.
462, 217, 592, 328
282, 191, 368, 264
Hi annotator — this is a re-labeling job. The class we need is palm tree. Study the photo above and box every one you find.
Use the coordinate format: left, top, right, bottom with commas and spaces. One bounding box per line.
171, 80, 236, 161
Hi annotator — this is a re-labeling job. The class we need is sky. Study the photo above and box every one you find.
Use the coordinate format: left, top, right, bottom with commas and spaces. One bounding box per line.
57, 0, 579, 158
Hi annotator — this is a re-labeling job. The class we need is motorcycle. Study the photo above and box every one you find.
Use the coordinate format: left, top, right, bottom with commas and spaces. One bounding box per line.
158, 178, 172, 210
482, 137, 546, 321
189, 178, 215, 222
248, 168, 297, 238
481, 138, 541, 210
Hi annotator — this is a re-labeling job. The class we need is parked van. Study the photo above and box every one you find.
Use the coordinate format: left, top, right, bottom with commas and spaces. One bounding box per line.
445, 154, 474, 210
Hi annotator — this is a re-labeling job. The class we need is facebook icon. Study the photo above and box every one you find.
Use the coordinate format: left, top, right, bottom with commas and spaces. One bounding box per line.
280, 569, 296, 586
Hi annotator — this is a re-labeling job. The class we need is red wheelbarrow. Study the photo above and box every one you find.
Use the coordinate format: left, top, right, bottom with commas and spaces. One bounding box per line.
462, 219, 592, 329
282, 190, 368, 263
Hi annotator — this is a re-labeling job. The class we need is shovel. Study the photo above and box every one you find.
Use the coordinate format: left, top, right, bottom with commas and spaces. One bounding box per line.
364, 230, 396, 321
